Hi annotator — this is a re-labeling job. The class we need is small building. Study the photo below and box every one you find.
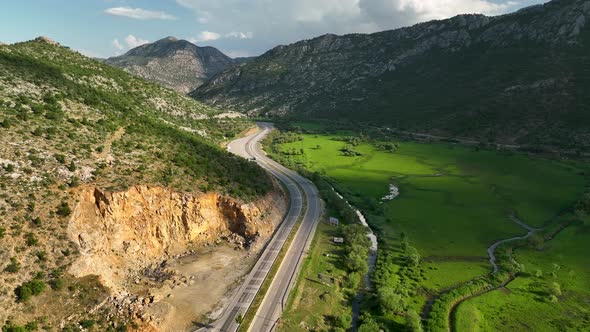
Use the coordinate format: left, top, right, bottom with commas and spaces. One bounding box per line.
328, 217, 339, 226
333, 237, 344, 244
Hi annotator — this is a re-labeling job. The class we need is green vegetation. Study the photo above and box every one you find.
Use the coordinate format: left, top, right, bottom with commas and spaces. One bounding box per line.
0, 38, 270, 329
279, 174, 371, 331
195, 0, 590, 150
15, 278, 46, 302
266, 128, 588, 331
455, 224, 590, 331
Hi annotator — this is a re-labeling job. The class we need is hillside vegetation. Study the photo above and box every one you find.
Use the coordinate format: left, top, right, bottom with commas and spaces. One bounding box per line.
0, 37, 271, 330
194, 0, 590, 149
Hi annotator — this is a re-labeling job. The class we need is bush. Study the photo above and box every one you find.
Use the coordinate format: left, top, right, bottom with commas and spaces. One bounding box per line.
25, 233, 38, 246
56, 201, 71, 217
335, 312, 352, 329
49, 277, 65, 290
2, 322, 26, 332
67, 160, 76, 172
5, 257, 20, 273
358, 315, 380, 332
54, 154, 66, 164
79, 320, 95, 329
15, 284, 33, 302
16, 279, 46, 302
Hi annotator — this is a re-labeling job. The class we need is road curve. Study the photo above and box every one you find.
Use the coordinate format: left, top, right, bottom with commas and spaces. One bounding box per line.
197, 122, 322, 332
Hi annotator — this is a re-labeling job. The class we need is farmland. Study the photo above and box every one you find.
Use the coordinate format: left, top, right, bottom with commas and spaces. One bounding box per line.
266, 127, 589, 331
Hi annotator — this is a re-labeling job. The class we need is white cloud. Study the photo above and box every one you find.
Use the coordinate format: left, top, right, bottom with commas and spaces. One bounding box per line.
125, 35, 149, 48
105, 7, 177, 20
359, 0, 515, 29
225, 32, 253, 39
112, 38, 124, 51
111, 35, 150, 55
190, 31, 221, 43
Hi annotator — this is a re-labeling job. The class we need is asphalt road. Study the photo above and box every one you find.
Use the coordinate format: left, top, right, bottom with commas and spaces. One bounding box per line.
197, 122, 322, 332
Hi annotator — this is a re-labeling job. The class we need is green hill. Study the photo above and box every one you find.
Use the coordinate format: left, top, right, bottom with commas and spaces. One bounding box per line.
0, 37, 270, 329
193, 0, 590, 150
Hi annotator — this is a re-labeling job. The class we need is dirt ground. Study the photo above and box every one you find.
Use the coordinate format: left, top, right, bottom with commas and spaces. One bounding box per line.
146, 245, 256, 332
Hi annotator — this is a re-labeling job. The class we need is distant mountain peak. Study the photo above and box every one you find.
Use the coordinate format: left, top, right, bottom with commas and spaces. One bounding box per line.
104, 37, 241, 93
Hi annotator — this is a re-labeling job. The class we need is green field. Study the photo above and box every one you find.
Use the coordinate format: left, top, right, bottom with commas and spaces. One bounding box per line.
455, 225, 590, 331
279, 222, 351, 332
271, 130, 589, 330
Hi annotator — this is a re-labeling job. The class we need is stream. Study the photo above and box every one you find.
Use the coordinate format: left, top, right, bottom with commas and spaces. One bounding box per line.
332, 188, 381, 331
487, 214, 539, 274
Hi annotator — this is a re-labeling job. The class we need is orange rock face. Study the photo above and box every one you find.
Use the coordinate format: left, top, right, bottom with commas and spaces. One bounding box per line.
67, 185, 284, 290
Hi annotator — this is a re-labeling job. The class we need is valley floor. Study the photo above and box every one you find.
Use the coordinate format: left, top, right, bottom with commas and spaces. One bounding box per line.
268, 126, 590, 331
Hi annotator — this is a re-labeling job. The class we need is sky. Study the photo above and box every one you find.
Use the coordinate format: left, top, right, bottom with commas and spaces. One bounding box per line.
0, 0, 547, 59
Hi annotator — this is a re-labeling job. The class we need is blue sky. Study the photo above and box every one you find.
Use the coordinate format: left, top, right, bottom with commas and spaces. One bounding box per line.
0, 0, 547, 58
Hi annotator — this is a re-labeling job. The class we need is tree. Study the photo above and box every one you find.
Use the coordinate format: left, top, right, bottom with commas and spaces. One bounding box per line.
15, 284, 33, 302
406, 309, 423, 332
358, 315, 380, 332
379, 287, 405, 313
346, 251, 368, 274
67, 160, 76, 172
336, 312, 352, 329
405, 246, 421, 267
345, 272, 362, 289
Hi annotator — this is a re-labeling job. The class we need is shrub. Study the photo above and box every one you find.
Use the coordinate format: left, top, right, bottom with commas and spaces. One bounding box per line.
1, 321, 26, 332
25, 233, 39, 246
35, 251, 46, 261
49, 277, 65, 290
56, 201, 71, 217
31, 217, 42, 227
335, 312, 352, 329
67, 160, 76, 172
5, 257, 20, 273
79, 320, 95, 329
15, 284, 33, 302
54, 154, 66, 164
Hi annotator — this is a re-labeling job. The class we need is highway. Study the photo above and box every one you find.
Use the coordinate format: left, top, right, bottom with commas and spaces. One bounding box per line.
197, 122, 322, 332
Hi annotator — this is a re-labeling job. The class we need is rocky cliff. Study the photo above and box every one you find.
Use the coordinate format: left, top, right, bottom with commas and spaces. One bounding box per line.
193, 0, 590, 149
68, 185, 286, 291
104, 37, 237, 93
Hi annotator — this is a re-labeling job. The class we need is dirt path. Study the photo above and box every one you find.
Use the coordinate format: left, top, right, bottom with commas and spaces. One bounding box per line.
98, 127, 125, 163
487, 214, 539, 274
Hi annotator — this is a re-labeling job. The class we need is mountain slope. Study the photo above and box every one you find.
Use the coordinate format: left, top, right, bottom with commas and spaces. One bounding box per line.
0, 37, 274, 330
105, 37, 236, 93
193, 0, 590, 149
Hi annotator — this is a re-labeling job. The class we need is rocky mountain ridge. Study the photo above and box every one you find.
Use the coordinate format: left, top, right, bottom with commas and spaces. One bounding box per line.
193, 0, 590, 149
105, 37, 240, 93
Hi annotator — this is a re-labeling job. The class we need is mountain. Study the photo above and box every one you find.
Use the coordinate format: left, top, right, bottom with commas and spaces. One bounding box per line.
193, 0, 590, 149
0, 37, 275, 330
104, 37, 236, 93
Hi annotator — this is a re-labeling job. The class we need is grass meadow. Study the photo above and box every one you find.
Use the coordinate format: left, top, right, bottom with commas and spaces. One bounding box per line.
275, 131, 588, 330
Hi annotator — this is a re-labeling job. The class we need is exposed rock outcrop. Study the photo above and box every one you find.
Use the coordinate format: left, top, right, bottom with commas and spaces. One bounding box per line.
104, 37, 238, 93
68, 185, 285, 291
